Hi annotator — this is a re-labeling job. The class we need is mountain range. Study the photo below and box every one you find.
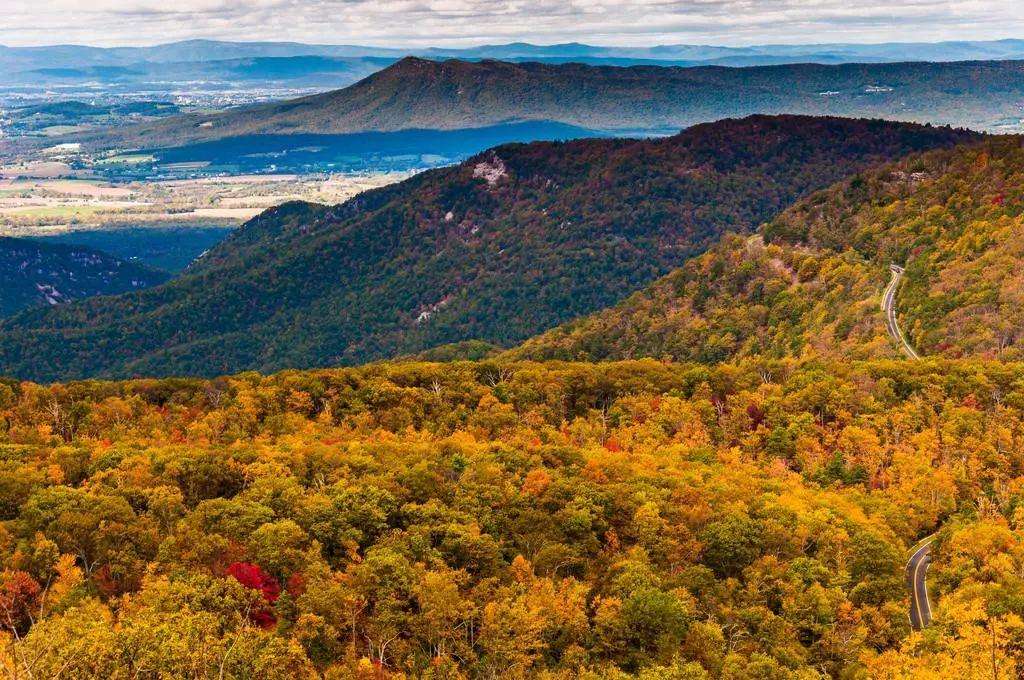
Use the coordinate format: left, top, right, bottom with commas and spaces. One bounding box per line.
0, 116, 976, 381
6, 37, 1024, 74
72, 57, 1024, 155
4, 36, 1024, 679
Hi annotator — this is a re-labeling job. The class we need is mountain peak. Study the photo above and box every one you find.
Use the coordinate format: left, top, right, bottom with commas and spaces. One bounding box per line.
391, 55, 438, 67
381, 56, 518, 74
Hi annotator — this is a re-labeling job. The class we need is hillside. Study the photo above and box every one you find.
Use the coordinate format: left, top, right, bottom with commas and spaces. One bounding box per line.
767, 135, 1024, 359
70, 57, 1024, 152
0, 116, 977, 381
0, 237, 169, 317
512, 136, 1024, 364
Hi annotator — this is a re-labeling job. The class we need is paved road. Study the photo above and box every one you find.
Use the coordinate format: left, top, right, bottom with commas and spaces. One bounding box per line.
885, 265, 934, 630
882, 264, 921, 360
906, 539, 934, 630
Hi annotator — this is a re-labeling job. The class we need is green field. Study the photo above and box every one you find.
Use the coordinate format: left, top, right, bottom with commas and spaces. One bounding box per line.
39, 125, 91, 137
3, 205, 105, 219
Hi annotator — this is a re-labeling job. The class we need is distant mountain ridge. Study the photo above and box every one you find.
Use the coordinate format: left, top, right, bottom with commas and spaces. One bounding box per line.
0, 237, 169, 317
72, 57, 1024, 152
5, 37, 1024, 69
2, 55, 395, 90
0, 116, 977, 381
7, 38, 1024, 95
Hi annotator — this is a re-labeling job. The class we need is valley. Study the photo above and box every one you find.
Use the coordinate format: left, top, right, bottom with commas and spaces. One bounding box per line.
0, 173, 411, 233
6, 57, 1022, 187
0, 172, 409, 273
0, 116, 977, 381
4, 26, 1024, 679
0, 171, 413, 314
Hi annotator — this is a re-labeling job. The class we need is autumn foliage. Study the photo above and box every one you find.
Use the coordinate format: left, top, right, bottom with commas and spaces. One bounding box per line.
227, 562, 280, 627
0, 358, 1020, 677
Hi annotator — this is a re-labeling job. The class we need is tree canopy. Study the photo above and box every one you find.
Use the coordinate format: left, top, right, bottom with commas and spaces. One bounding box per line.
0, 358, 1021, 677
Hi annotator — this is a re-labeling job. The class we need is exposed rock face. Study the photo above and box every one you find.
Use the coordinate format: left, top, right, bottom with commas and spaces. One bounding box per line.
472, 154, 508, 186
0, 237, 169, 317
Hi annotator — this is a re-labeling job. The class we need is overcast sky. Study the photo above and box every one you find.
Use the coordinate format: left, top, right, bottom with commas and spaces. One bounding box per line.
1, 0, 1022, 48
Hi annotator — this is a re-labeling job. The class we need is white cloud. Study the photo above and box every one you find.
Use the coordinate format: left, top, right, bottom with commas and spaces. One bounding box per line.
0, 0, 1020, 47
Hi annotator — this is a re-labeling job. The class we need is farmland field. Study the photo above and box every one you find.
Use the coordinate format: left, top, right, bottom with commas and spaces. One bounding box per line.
0, 172, 410, 269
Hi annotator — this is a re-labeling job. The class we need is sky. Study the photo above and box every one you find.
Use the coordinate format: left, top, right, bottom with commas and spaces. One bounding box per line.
0, 0, 1022, 48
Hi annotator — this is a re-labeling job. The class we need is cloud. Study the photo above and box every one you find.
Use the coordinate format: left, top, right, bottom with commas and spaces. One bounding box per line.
0, 0, 1020, 47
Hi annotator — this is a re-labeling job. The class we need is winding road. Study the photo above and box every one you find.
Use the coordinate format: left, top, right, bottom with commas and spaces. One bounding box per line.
881, 265, 921, 360
906, 538, 934, 630
883, 263, 934, 630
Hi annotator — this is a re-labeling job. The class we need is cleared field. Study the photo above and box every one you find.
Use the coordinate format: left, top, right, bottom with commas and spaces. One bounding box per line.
0, 171, 411, 233
189, 207, 264, 219
0, 179, 135, 198
217, 194, 294, 207
0, 204, 107, 218
0, 161, 73, 178
39, 125, 91, 136
94, 154, 157, 166
159, 174, 301, 186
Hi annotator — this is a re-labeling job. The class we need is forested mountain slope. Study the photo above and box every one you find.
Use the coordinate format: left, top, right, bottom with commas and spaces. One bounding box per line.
2, 358, 1024, 677
0, 237, 169, 317
75, 57, 1024, 150
0, 116, 977, 381
512, 136, 1024, 363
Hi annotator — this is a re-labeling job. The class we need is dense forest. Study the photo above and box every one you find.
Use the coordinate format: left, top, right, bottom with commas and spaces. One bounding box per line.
767, 135, 1024, 360
514, 136, 1024, 364
1, 358, 1023, 678
0, 116, 976, 382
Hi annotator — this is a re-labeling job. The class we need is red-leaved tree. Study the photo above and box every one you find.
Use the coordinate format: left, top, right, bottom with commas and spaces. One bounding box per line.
227, 562, 280, 628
